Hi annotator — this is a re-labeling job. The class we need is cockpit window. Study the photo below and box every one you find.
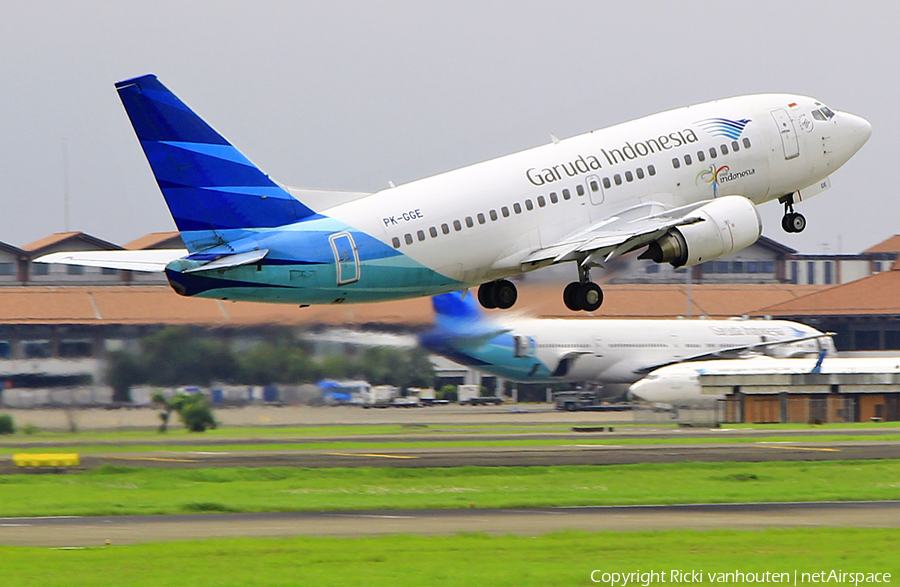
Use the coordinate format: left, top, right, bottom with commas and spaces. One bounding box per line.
812, 110, 826, 121
820, 106, 835, 119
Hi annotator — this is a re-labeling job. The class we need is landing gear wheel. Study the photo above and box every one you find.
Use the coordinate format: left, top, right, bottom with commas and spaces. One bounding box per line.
563, 282, 583, 311
492, 279, 518, 309
578, 282, 604, 312
788, 212, 806, 233
781, 214, 793, 233
477, 282, 497, 309
563, 281, 603, 312
477, 280, 518, 309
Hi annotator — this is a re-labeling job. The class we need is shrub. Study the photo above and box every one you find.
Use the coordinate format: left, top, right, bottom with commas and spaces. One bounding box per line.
0, 414, 14, 435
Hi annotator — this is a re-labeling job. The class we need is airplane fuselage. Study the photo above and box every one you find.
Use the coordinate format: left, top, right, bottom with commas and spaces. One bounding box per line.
170, 94, 870, 305
424, 316, 832, 384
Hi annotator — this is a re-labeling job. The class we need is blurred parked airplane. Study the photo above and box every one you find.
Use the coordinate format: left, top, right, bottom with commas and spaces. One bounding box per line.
38, 75, 870, 311
628, 353, 900, 406
419, 291, 834, 384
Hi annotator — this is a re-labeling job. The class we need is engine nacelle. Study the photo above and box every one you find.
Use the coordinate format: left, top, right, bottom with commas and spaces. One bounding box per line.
639, 195, 761, 268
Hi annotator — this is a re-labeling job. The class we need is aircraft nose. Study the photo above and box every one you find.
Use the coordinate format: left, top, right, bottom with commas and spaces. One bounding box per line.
843, 112, 872, 151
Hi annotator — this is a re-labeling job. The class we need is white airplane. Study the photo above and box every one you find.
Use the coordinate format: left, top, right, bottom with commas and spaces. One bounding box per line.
420, 292, 835, 384
38, 75, 871, 311
627, 353, 900, 407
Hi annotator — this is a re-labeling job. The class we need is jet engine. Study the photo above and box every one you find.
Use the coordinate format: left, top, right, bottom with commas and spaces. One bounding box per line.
639, 195, 761, 268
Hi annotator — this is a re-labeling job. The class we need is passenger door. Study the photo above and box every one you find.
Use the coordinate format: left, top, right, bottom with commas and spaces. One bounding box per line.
771, 109, 800, 160
329, 232, 360, 285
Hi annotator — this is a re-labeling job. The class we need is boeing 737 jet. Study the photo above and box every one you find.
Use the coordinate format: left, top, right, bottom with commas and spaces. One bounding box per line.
38, 75, 871, 311
420, 291, 834, 384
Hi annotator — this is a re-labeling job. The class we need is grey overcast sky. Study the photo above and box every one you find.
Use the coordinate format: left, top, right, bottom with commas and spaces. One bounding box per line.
0, 0, 894, 254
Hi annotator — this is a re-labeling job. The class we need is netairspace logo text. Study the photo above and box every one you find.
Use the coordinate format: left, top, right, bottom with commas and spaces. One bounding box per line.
590, 570, 892, 586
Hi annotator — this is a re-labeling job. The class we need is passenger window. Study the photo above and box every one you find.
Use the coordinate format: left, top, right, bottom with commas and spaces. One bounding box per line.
465, 216, 474, 228
417, 230, 425, 242
720, 144, 728, 155
562, 189, 571, 200
404, 233, 413, 245
697, 150, 705, 162
501, 206, 510, 217
525, 199, 534, 211
709, 147, 717, 159
625, 170, 633, 182
614, 174, 622, 185
731, 140, 740, 152
429, 227, 437, 238
392, 237, 401, 248
576, 185, 585, 196
477, 213, 486, 224
441, 223, 450, 235
602, 177, 611, 189
549, 192, 558, 204
648, 165, 656, 176
537, 196, 546, 207
742, 137, 751, 149
636, 168, 644, 180
490, 209, 498, 221
672, 158, 680, 169
453, 220, 462, 231
684, 154, 692, 165
590, 179, 599, 192
513, 202, 522, 214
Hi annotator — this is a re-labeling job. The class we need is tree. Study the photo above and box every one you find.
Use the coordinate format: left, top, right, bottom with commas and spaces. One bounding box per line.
105, 350, 144, 403
151, 391, 217, 433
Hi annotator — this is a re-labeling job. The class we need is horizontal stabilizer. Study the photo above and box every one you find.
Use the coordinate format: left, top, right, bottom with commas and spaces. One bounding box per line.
34, 249, 188, 273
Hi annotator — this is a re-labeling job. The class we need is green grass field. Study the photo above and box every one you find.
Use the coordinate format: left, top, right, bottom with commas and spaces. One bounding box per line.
1, 460, 899, 517
2, 528, 897, 587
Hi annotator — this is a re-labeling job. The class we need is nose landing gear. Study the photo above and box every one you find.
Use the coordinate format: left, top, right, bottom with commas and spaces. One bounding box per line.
780, 194, 806, 233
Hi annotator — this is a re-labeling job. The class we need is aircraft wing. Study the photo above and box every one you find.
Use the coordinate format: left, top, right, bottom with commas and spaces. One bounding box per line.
34, 249, 188, 273
634, 332, 835, 375
522, 198, 715, 266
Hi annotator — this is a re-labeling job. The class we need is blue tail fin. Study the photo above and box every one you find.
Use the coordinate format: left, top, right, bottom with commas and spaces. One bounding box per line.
432, 291, 482, 330
115, 74, 316, 252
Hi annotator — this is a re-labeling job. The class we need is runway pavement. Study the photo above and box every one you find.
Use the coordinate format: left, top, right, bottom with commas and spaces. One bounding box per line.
61, 438, 900, 470
3, 501, 899, 547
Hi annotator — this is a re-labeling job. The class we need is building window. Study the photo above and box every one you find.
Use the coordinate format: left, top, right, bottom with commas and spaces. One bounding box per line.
824, 261, 833, 285
761, 261, 775, 274
67, 265, 84, 275
0, 341, 10, 359
645, 263, 659, 274
101, 267, 118, 276
32, 263, 50, 276
747, 261, 759, 274
59, 340, 93, 358
791, 261, 799, 284
807, 261, 816, 284
0, 263, 14, 276
22, 340, 52, 359
732, 261, 744, 273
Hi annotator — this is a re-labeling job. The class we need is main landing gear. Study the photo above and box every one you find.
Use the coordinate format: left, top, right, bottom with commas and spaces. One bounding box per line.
563, 264, 603, 312
477, 279, 518, 309
780, 194, 806, 233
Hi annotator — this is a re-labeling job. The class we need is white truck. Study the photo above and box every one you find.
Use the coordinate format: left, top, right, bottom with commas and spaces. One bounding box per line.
457, 384, 503, 406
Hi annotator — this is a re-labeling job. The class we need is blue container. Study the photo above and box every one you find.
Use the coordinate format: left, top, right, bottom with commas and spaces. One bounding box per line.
211, 388, 223, 404
263, 386, 278, 403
